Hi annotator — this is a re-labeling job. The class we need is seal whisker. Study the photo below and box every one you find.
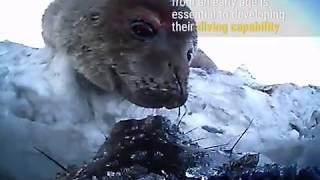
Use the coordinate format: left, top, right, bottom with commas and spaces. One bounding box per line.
203, 142, 231, 150
191, 137, 207, 143
33, 147, 68, 172
182, 105, 188, 119
176, 106, 181, 124
184, 127, 198, 135
177, 105, 188, 127
225, 118, 254, 156
173, 70, 183, 96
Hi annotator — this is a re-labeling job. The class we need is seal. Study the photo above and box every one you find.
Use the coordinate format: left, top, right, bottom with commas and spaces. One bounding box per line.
42, 0, 198, 109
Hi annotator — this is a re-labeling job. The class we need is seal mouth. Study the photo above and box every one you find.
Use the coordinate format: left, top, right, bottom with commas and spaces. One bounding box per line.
128, 88, 188, 109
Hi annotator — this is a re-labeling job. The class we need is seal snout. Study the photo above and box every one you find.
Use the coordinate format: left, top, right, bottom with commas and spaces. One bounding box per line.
124, 67, 189, 109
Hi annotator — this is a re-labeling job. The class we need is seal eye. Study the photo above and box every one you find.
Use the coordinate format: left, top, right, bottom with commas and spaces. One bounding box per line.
187, 49, 193, 62
130, 20, 157, 41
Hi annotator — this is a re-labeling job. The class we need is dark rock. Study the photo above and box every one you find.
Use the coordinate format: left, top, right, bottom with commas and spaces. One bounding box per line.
57, 116, 205, 179
55, 116, 320, 180
255, 85, 276, 96
311, 111, 320, 128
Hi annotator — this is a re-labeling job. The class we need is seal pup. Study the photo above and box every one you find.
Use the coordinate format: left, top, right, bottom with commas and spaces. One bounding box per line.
42, 0, 198, 109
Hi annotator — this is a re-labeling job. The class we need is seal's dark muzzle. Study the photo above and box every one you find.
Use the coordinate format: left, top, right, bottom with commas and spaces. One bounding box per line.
130, 88, 188, 109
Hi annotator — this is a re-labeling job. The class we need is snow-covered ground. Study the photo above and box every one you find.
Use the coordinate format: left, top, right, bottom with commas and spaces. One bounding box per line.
0, 41, 319, 180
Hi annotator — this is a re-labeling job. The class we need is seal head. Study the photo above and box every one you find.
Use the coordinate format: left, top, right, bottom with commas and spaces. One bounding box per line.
42, 0, 197, 109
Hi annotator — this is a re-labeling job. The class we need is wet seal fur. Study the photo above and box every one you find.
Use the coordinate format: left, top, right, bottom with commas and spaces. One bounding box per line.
42, 0, 200, 109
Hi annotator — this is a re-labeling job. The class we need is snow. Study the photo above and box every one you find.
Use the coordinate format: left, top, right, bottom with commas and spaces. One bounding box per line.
0, 41, 319, 180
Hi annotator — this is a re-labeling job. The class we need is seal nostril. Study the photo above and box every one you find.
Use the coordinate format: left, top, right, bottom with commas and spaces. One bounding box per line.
90, 12, 100, 22
141, 79, 147, 85
149, 78, 154, 83
168, 63, 172, 68
81, 45, 92, 52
